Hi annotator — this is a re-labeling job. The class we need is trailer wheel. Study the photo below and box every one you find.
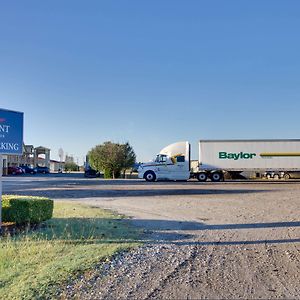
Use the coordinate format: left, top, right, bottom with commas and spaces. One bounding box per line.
197, 172, 208, 182
144, 171, 156, 182
266, 173, 272, 179
210, 172, 223, 182
284, 173, 290, 180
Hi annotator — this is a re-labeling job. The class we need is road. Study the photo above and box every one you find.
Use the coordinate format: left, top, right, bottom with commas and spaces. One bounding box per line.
3, 174, 300, 299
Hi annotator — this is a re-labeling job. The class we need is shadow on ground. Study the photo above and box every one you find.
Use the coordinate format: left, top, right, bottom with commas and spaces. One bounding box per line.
134, 219, 300, 246
15, 217, 300, 248
4, 188, 271, 199
130, 219, 300, 231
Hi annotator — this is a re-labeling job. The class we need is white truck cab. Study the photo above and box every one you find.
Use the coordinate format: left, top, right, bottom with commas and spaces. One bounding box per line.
138, 141, 190, 181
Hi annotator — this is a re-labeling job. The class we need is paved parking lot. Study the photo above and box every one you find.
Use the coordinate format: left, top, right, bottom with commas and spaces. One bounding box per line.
3, 174, 300, 299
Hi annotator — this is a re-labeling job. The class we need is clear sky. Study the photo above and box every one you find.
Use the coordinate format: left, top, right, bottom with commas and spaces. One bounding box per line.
1, 1, 300, 163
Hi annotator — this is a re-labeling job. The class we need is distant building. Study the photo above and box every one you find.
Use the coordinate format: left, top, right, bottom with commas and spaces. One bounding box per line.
50, 159, 65, 172
1, 144, 51, 175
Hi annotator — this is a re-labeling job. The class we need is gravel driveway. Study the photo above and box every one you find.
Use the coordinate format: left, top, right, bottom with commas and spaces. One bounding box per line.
3, 175, 300, 299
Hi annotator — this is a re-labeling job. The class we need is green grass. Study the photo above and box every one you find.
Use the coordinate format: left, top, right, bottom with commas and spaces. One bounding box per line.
0, 201, 142, 300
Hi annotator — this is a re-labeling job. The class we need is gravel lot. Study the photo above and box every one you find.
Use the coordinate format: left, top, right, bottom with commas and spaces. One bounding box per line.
3, 174, 300, 299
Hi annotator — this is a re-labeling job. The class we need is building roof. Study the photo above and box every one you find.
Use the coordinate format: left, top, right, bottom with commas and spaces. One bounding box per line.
35, 146, 51, 150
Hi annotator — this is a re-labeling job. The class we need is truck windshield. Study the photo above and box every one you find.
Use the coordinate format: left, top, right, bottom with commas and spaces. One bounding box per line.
155, 154, 167, 163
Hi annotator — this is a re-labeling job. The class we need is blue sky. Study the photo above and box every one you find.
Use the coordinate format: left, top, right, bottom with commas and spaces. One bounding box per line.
1, 1, 300, 163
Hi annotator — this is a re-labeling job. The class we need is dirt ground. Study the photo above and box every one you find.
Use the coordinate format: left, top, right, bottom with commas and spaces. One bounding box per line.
3, 175, 300, 299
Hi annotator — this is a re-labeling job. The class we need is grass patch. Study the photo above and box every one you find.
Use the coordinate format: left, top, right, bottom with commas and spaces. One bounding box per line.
0, 201, 141, 299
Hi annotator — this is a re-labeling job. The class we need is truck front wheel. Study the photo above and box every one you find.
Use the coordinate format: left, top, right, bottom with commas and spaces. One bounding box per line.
197, 172, 208, 182
210, 172, 224, 182
144, 171, 156, 182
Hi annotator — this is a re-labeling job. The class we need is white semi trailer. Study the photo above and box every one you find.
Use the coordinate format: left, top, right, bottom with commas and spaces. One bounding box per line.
138, 140, 300, 182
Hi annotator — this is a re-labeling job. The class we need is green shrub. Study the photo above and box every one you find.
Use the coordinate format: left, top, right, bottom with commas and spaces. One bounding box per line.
64, 162, 79, 172
2, 195, 54, 225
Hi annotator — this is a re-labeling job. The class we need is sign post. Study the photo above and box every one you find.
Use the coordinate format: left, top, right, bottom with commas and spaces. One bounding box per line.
0, 108, 24, 232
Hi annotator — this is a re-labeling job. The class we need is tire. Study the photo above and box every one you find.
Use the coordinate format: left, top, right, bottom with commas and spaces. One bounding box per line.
273, 174, 280, 180
266, 173, 272, 179
197, 172, 208, 182
210, 172, 223, 182
284, 173, 290, 180
144, 171, 156, 182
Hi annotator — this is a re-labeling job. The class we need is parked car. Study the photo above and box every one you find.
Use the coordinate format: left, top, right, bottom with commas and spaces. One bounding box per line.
20, 165, 37, 174
84, 167, 100, 178
8, 166, 24, 175
35, 166, 50, 174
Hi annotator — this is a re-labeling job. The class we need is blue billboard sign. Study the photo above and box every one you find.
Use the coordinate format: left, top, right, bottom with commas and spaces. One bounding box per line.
0, 108, 24, 155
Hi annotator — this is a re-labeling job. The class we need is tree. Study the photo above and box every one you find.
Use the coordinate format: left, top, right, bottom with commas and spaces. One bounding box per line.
88, 141, 136, 179
121, 142, 136, 177
64, 161, 79, 172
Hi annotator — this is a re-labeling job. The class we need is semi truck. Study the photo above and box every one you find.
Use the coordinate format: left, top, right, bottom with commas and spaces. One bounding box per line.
138, 140, 300, 182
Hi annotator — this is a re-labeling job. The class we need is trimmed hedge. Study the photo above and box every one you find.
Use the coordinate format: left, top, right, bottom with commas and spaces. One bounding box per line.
2, 195, 54, 225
